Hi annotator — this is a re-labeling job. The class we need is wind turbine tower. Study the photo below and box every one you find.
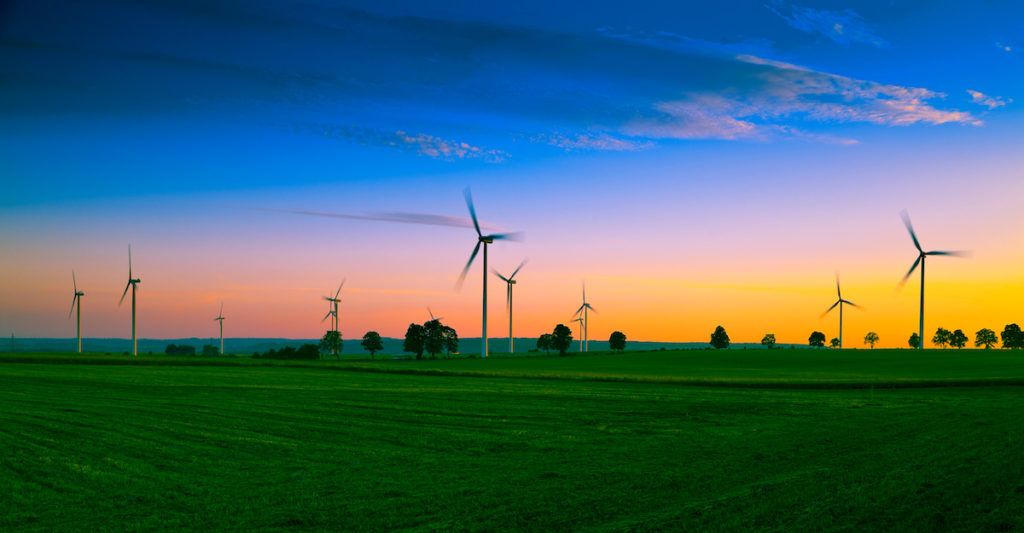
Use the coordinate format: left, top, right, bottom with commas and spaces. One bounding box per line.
118, 245, 141, 357
573, 283, 596, 352
214, 303, 225, 355
821, 275, 859, 349
69, 271, 85, 353
494, 259, 527, 354
900, 211, 969, 350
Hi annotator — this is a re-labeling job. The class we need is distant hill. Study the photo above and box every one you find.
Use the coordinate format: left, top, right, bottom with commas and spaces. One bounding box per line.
2, 337, 807, 356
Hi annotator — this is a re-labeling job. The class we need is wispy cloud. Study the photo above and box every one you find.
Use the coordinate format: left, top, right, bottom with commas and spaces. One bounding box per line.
966, 89, 1010, 109
597, 28, 774, 58
288, 123, 508, 162
996, 42, 1015, 53
767, 1, 888, 48
535, 133, 653, 152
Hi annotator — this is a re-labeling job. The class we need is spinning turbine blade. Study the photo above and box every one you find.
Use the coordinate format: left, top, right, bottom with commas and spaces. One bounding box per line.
492, 269, 510, 283
821, 300, 840, 317
119, 281, 131, 306
322, 310, 333, 322
73, 270, 77, 292
901, 256, 923, 285
128, 244, 133, 278
835, 275, 841, 299
926, 250, 971, 258
68, 294, 77, 319
842, 299, 860, 309
456, 241, 482, 289
335, 279, 346, 299
900, 211, 923, 253
509, 259, 527, 280
464, 188, 482, 238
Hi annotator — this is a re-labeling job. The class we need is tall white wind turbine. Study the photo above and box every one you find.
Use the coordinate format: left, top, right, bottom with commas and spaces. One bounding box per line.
214, 302, 225, 355
457, 188, 519, 359
69, 271, 85, 353
899, 211, 969, 350
118, 245, 141, 357
821, 274, 859, 349
573, 283, 596, 352
493, 259, 527, 354
571, 316, 584, 353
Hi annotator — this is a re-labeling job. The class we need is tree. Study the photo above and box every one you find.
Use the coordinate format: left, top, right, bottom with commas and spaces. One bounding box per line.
551, 324, 573, 355
710, 326, 730, 349
442, 326, 459, 356
950, 329, 968, 349
423, 319, 445, 359
975, 328, 998, 349
829, 337, 840, 349
864, 331, 879, 349
1002, 323, 1023, 349
609, 331, 627, 351
536, 333, 552, 354
165, 344, 195, 356
295, 344, 320, 359
403, 323, 425, 359
808, 331, 826, 348
760, 333, 776, 349
361, 331, 383, 359
320, 330, 342, 359
932, 327, 951, 349
908, 332, 921, 349
201, 344, 219, 357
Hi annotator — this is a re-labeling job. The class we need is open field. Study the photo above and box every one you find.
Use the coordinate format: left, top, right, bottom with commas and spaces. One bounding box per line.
1, 351, 1023, 530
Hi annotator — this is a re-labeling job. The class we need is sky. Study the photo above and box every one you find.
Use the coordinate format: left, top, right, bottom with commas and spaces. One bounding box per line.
1, 0, 1022, 348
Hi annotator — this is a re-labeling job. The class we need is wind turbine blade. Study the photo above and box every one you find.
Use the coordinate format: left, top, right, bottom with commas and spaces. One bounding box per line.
128, 244, 133, 278
509, 259, 527, 280
491, 268, 510, 282
820, 300, 840, 317
73, 270, 77, 292
900, 210, 923, 253
322, 310, 333, 322
336, 279, 345, 298
842, 299, 861, 309
68, 294, 77, 319
586, 304, 597, 313
456, 241, 482, 289
487, 232, 524, 242
220, 302, 223, 317
463, 187, 482, 238
835, 274, 841, 300
118, 281, 131, 306
900, 256, 923, 285
926, 250, 971, 258
573, 304, 585, 317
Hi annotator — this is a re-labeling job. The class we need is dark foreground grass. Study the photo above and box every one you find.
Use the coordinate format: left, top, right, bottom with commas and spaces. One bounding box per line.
0, 357, 1022, 531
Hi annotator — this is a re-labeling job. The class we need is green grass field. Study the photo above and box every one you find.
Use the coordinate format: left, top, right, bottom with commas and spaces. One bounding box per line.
1, 350, 1022, 530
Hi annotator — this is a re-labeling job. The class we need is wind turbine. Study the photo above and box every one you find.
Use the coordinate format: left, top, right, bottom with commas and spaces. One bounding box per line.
573, 282, 596, 352
457, 188, 519, 359
821, 274, 859, 349
571, 316, 584, 353
493, 259, 527, 354
68, 271, 84, 353
118, 245, 141, 358
214, 302, 225, 355
321, 281, 344, 357
900, 211, 969, 350
427, 307, 444, 322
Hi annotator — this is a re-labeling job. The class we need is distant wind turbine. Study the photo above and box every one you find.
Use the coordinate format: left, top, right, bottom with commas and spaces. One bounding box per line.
68, 271, 84, 353
573, 283, 596, 352
821, 274, 859, 349
427, 307, 444, 322
493, 259, 527, 354
118, 245, 141, 358
571, 317, 584, 353
322, 280, 344, 357
900, 211, 969, 350
214, 302, 225, 355
457, 188, 520, 359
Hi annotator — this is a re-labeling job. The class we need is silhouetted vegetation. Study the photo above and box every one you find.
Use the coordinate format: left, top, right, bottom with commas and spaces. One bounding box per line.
864, 332, 879, 349
361, 331, 383, 359
808, 331, 826, 348
908, 332, 921, 349
710, 326, 730, 349
760, 334, 776, 349
551, 324, 573, 355
165, 344, 195, 356
932, 327, 951, 349
829, 337, 840, 349
201, 344, 219, 357
950, 329, 968, 349
253, 344, 320, 360
424, 319, 445, 358
403, 323, 425, 359
1002, 323, 1023, 349
442, 326, 459, 356
975, 328, 997, 349
609, 331, 627, 351
320, 331, 342, 359
536, 333, 552, 354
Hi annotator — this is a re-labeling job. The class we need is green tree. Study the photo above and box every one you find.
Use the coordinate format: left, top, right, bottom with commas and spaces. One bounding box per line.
864, 331, 879, 349
710, 326, 730, 349
442, 326, 459, 356
1002, 323, 1023, 349
423, 319, 445, 359
950, 329, 968, 349
361, 331, 383, 359
320, 330, 342, 359
761, 333, 776, 349
551, 324, 573, 355
201, 344, 219, 357
932, 327, 951, 349
808, 331, 826, 348
536, 333, 552, 354
908, 332, 921, 349
608, 331, 627, 351
829, 337, 840, 349
403, 323, 425, 359
975, 328, 998, 349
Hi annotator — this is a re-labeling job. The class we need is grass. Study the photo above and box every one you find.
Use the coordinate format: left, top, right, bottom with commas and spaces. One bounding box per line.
1, 350, 1022, 530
